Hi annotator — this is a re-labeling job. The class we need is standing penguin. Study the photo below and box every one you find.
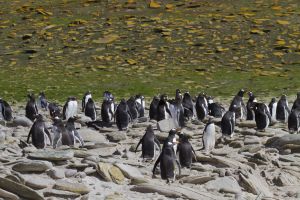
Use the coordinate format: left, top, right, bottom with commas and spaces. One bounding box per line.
246, 92, 257, 120
65, 117, 84, 147
115, 99, 131, 131
254, 103, 271, 131
288, 109, 300, 133
202, 118, 216, 154
63, 97, 78, 120
221, 106, 236, 138
195, 92, 208, 121
26, 93, 38, 121
169, 91, 185, 128
207, 96, 225, 118
82, 91, 92, 112
135, 94, 145, 118
48, 102, 61, 118
135, 125, 161, 160
276, 95, 290, 122
149, 96, 160, 120
268, 98, 277, 122
152, 141, 181, 183
176, 134, 196, 168
127, 96, 139, 120
182, 92, 194, 120
101, 98, 114, 123
157, 94, 171, 121
229, 89, 247, 120
292, 92, 300, 111
27, 114, 52, 149
0, 98, 12, 121
85, 98, 97, 121
38, 92, 48, 110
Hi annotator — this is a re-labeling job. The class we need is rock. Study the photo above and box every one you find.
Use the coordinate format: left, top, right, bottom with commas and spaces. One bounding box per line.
43, 189, 80, 199
54, 180, 90, 194
12, 160, 53, 173
46, 168, 65, 179
205, 176, 242, 194
237, 121, 256, 128
28, 149, 74, 161
96, 162, 113, 182
256, 131, 275, 137
79, 127, 107, 143
109, 166, 125, 184
0, 131, 5, 144
0, 188, 19, 200
65, 169, 77, 178
238, 145, 261, 153
239, 128, 256, 136
229, 141, 244, 148
114, 163, 144, 179
76, 114, 92, 125
12, 117, 33, 127
21, 174, 55, 189
266, 134, 300, 152
244, 136, 261, 145
273, 172, 300, 186
0, 177, 44, 200
239, 170, 273, 197
106, 131, 126, 142
180, 175, 215, 184
157, 118, 177, 132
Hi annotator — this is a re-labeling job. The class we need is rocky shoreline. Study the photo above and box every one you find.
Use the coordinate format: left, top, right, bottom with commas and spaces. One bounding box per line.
0, 102, 300, 200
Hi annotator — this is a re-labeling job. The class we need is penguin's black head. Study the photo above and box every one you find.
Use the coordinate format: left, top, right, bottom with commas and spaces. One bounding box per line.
281, 94, 287, 100
136, 94, 144, 100
153, 96, 159, 102
229, 104, 237, 112
35, 114, 44, 121
88, 98, 94, 103
67, 116, 77, 123
160, 94, 168, 102
237, 89, 245, 97
183, 92, 191, 99
120, 98, 127, 104
271, 97, 276, 103
179, 133, 189, 143
27, 93, 35, 100
297, 92, 300, 99
69, 96, 76, 101
85, 91, 91, 95
146, 125, 154, 133
198, 92, 206, 97
39, 92, 45, 97
206, 96, 214, 104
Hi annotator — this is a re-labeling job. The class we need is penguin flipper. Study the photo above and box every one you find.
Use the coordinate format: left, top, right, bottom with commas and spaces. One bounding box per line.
27, 127, 33, 143
175, 159, 181, 178
44, 127, 52, 145
191, 146, 197, 162
52, 132, 61, 149
152, 154, 161, 175
74, 130, 84, 147
154, 137, 161, 151
62, 103, 67, 120
135, 139, 142, 153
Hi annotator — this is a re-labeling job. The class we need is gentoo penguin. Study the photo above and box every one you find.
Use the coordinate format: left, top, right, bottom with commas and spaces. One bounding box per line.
63, 96, 78, 120
207, 96, 225, 118
26, 93, 38, 121
195, 92, 208, 121
254, 103, 271, 131
221, 106, 236, 138
182, 92, 194, 120
163, 128, 179, 153
0, 98, 12, 121
268, 98, 277, 122
169, 90, 185, 127
82, 91, 92, 112
292, 92, 300, 111
38, 92, 48, 110
85, 98, 97, 121
65, 117, 84, 147
176, 134, 196, 168
127, 96, 139, 120
229, 89, 247, 120
115, 99, 131, 131
288, 109, 300, 133
152, 141, 181, 183
135, 94, 145, 118
135, 125, 161, 160
202, 118, 216, 154
157, 94, 171, 121
276, 95, 290, 122
27, 114, 52, 149
149, 96, 160, 120
48, 102, 61, 118
101, 98, 114, 123
246, 92, 257, 120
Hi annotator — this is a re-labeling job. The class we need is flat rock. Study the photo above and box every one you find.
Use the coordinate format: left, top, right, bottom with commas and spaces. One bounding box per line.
106, 131, 126, 142
205, 176, 242, 194
244, 136, 261, 145
46, 168, 65, 179
28, 149, 74, 161
236, 121, 256, 128
114, 163, 144, 179
109, 166, 125, 184
12, 160, 53, 173
0, 177, 44, 200
273, 171, 300, 186
96, 162, 112, 182
43, 189, 80, 199
266, 134, 300, 150
79, 127, 107, 143
54, 180, 90, 194
180, 175, 215, 184
256, 131, 275, 137
22, 174, 55, 189
0, 188, 19, 200
157, 118, 177, 132
12, 117, 33, 127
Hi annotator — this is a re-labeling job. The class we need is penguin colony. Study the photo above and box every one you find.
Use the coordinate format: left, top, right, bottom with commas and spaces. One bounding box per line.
1, 89, 300, 183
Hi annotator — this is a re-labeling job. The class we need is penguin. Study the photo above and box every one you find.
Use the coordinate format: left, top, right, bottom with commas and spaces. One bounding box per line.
207, 96, 225, 118
26, 93, 38, 121
169, 91, 185, 128
163, 128, 179, 153
0, 98, 12, 121
115, 99, 131, 131
229, 89, 247, 120
292, 92, 300, 111
182, 92, 194, 120
221, 106, 236, 138
38, 92, 48, 110
135, 125, 161, 160
27, 114, 52, 149
254, 103, 271, 131
276, 95, 290, 122
48, 102, 61, 118
127, 96, 139, 120
82, 91, 92, 112
268, 98, 277, 122
288, 109, 300, 133
85, 98, 97, 121
149, 96, 160, 120
101, 98, 114, 123
157, 94, 171, 121
246, 91, 257, 120
103, 91, 114, 102
176, 134, 196, 168
135, 94, 145, 118
63, 96, 78, 120
202, 118, 216, 154
65, 117, 84, 147
195, 92, 208, 121
152, 141, 181, 183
